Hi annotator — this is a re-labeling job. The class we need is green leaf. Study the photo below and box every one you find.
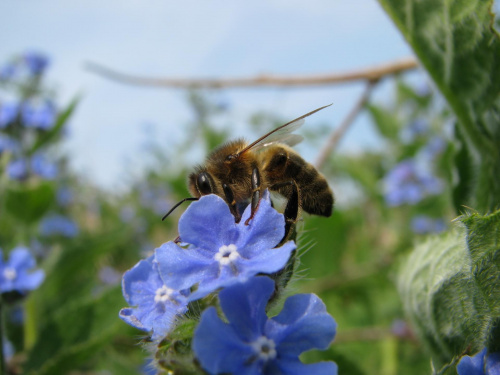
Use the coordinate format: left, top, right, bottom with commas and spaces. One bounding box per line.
398, 209, 500, 365
367, 104, 401, 140
4, 182, 55, 224
378, 0, 500, 213
29, 95, 81, 155
24, 286, 125, 375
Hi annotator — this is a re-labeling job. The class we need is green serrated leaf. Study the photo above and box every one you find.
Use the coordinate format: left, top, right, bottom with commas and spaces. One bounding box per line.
4, 182, 55, 224
29, 95, 81, 155
378, 0, 500, 213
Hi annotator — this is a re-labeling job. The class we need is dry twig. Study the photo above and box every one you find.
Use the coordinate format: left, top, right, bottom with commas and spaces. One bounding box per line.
85, 57, 418, 89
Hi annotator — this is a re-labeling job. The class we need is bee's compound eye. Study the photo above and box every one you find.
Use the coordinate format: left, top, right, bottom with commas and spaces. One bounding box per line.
197, 172, 213, 195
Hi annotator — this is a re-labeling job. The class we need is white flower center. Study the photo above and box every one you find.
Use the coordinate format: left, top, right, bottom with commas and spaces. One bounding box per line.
3, 267, 17, 281
250, 336, 277, 361
154, 285, 174, 304
214, 244, 240, 266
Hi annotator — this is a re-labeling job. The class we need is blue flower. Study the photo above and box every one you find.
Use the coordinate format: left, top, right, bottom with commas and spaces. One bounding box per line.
6, 158, 28, 180
193, 276, 337, 375
0, 62, 17, 81
457, 348, 500, 375
119, 256, 189, 340
410, 215, 446, 234
56, 186, 74, 207
22, 101, 56, 130
23, 51, 49, 75
0, 247, 45, 293
155, 193, 295, 301
39, 214, 78, 237
383, 159, 443, 206
31, 153, 58, 179
0, 135, 19, 154
0, 102, 19, 128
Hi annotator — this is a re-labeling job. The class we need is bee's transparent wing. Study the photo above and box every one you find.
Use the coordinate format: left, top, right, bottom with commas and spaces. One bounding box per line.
238, 104, 331, 155
250, 119, 305, 151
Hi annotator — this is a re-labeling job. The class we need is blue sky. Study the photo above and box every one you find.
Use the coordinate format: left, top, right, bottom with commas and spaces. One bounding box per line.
0, 1, 415, 189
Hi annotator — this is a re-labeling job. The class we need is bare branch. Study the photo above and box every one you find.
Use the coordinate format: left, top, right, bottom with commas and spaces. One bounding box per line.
85, 57, 418, 89
314, 80, 377, 169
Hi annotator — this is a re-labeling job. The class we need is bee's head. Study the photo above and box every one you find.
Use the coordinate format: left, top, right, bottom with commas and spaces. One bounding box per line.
188, 169, 217, 198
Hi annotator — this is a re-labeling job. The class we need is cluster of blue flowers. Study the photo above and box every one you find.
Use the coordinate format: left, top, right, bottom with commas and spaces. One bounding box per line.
0, 51, 59, 182
410, 215, 446, 234
120, 193, 338, 374
383, 158, 443, 206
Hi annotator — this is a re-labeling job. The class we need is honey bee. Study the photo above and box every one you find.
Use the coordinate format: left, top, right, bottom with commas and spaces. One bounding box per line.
163, 104, 334, 241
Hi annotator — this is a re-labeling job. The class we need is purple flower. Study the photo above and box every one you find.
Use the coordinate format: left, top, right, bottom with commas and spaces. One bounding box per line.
383, 159, 443, 206
0, 247, 45, 293
119, 256, 189, 340
193, 276, 337, 375
0, 102, 19, 128
23, 51, 49, 75
39, 214, 78, 237
457, 348, 500, 375
155, 193, 295, 301
22, 101, 56, 130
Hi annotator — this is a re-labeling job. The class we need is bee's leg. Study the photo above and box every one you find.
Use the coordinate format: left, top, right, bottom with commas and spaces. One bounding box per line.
245, 167, 262, 225
222, 183, 241, 222
270, 180, 300, 242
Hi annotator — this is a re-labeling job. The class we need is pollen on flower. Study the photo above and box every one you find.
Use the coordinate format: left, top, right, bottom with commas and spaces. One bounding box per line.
250, 336, 277, 361
154, 285, 174, 304
214, 244, 240, 266
3, 267, 17, 281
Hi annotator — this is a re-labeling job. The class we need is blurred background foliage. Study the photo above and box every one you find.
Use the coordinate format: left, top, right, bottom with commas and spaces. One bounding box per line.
0, 1, 499, 374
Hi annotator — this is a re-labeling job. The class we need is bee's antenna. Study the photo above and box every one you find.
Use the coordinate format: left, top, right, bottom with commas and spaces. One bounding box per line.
161, 197, 199, 221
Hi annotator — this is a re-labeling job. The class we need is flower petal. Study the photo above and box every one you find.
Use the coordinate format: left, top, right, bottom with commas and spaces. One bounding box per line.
486, 352, 500, 375
238, 241, 294, 277
238, 193, 285, 251
155, 242, 216, 291
16, 269, 45, 291
193, 307, 254, 374
218, 276, 274, 342
7, 247, 35, 270
267, 293, 336, 357
457, 348, 487, 375
275, 358, 338, 375
178, 195, 239, 250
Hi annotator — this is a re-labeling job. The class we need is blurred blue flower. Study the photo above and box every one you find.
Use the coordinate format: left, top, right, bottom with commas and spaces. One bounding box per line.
6, 158, 28, 180
22, 101, 56, 130
40, 214, 78, 237
457, 348, 500, 375
139, 184, 171, 215
0, 102, 19, 128
31, 153, 58, 179
56, 186, 74, 207
407, 118, 428, 137
411, 215, 447, 234
0, 62, 17, 80
99, 266, 121, 285
155, 193, 295, 301
0, 246, 45, 293
119, 256, 189, 340
383, 159, 443, 206
193, 276, 337, 375
421, 136, 446, 160
3, 337, 14, 361
0, 135, 19, 154
23, 51, 49, 75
